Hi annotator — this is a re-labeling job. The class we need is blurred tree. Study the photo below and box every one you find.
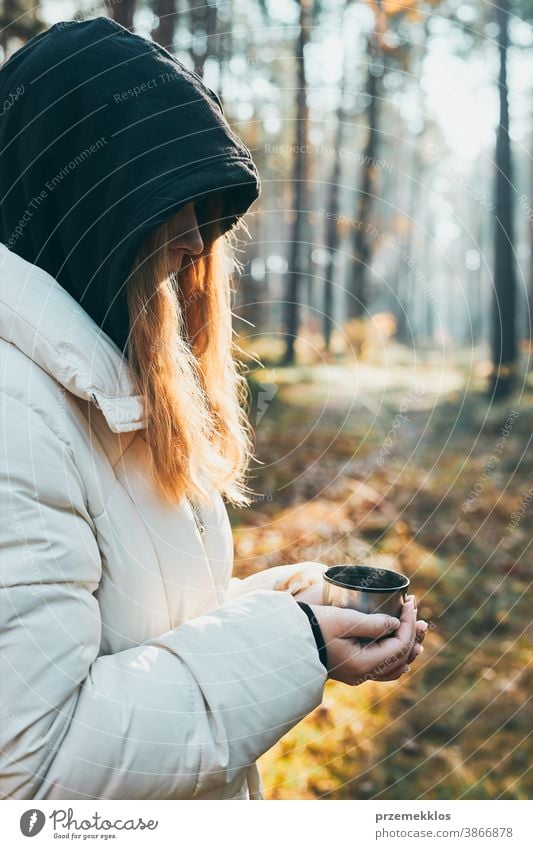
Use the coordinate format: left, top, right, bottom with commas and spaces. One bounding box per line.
391, 13, 431, 345
0, 0, 43, 59
323, 90, 344, 351
490, 0, 517, 398
516, 0, 533, 350
152, 0, 179, 49
346, 8, 383, 321
529, 142, 533, 345
323, 16, 350, 352
188, 0, 217, 79
346, 0, 443, 323
442, 0, 532, 386
283, 0, 313, 365
111, 0, 136, 31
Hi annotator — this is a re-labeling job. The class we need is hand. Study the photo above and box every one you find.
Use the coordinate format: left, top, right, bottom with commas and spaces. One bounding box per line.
292, 580, 325, 606
294, 585, 427, 667
307, 596, 423, 685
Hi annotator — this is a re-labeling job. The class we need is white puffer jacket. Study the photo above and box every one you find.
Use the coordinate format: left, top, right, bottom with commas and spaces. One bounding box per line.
0, 242, 327, 800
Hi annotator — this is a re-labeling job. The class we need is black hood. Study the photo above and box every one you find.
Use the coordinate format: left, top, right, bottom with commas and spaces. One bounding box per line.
0, 16, 260, 352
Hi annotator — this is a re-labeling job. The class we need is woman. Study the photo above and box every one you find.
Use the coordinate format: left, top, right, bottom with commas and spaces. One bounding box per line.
0, 17, 425, 800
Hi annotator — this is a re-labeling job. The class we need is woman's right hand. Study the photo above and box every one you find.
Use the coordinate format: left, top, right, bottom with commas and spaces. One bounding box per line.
308, 596, 420, 685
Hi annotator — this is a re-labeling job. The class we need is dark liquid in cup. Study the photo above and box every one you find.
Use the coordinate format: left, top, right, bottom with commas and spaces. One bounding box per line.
326, 564, 409, 592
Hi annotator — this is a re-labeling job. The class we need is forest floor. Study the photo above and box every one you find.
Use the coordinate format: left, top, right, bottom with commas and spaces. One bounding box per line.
227, 345, 533, 799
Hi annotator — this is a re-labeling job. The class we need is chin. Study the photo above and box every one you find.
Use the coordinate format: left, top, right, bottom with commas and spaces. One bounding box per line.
169, 251, 184, 271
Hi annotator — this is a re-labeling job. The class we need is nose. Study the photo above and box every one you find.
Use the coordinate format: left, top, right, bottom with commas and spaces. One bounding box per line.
168, 202, 204, 256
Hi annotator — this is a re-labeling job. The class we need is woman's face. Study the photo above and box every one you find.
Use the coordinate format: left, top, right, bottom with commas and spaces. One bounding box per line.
167, 202, 204, 271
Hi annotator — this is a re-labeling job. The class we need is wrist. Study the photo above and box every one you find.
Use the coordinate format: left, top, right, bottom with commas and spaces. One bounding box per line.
297, 601, 328, 672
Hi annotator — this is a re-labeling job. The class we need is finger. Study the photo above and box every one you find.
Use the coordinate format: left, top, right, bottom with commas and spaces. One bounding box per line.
389, 600, 418, 669
369, 618, 421, 677
359, 598, 417, 673
355, 663, 411, 685
407, 642, 424, 664
399, 595, 417, 636
335, 608, 401, 641
369, 664, 411, 682
406, 594, 420, 622
415, 619, 428, 644
405, 594, 418, 612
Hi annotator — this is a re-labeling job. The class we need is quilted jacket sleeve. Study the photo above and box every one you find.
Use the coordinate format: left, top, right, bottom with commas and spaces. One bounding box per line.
0, 393, 327, 800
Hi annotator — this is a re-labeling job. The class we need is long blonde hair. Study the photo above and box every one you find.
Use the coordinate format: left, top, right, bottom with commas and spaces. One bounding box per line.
125, 193, 253, 508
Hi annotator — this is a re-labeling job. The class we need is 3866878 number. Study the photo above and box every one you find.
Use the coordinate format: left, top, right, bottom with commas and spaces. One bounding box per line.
461, 827, 513, 838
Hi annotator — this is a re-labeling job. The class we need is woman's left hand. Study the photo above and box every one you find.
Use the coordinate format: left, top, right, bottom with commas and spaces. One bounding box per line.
292, 580, 325, 606
292, 585, 427, 667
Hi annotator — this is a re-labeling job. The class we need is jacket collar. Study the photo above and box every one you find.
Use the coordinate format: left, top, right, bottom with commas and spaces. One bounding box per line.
0, 242, 147, 433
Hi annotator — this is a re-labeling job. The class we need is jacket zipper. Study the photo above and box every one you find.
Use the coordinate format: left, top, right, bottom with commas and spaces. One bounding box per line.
188, 496, 205, 537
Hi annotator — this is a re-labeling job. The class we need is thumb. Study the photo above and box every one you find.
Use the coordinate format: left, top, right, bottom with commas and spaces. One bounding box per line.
336, 608, 401, 640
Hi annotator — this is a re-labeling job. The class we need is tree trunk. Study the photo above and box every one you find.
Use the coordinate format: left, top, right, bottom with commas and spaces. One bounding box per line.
283, 0, 311, 365
153, 0, 177, 50
111, 0, 136, 31
470, 214, 485, 345
489, 0, 516, 398
188, 0, 217, 79
346, 35, 382, 320
0, 0, 43, 57
528, 144, 533, 348
323, 99, 344, 351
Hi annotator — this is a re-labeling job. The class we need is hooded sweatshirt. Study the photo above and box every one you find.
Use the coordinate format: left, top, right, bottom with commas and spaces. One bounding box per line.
0, 16, 260, 353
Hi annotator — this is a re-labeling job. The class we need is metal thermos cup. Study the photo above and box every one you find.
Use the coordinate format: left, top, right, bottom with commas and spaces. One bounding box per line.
323, 564, 410, 620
